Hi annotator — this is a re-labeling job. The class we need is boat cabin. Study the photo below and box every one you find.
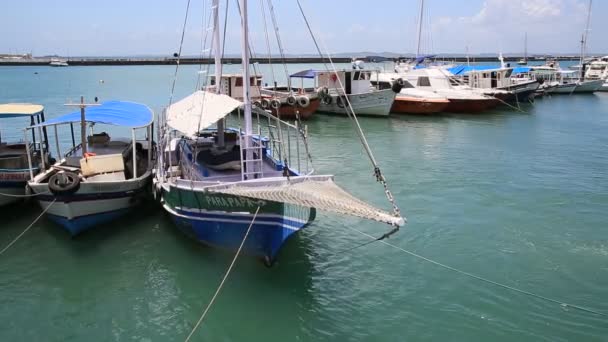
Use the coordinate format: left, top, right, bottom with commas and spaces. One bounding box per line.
466, 68, 514, 89
0, 104, 49, 179
209, 74, 263, 100
315, 70, 378, 95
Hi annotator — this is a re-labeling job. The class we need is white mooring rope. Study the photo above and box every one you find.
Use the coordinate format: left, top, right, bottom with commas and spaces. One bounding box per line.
0, 199, 56, 256
349, 226, 607, 318
184, 206, 261, 342
0, 190, 50, 198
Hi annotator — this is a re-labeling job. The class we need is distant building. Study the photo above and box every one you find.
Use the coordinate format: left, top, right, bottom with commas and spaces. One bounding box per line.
0, 53, 32, 60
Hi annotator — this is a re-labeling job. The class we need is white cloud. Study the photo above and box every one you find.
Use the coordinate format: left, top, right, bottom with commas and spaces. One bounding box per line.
433, 0, 592, 54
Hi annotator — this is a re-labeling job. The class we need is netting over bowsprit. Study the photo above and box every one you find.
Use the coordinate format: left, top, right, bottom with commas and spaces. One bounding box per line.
207, 176, 405, 227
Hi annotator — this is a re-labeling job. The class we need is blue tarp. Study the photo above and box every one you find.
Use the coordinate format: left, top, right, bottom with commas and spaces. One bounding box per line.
448, 65, 534, 75
290, 69, 316, 79
38, 101, 153, 128
415, 54, 436, 65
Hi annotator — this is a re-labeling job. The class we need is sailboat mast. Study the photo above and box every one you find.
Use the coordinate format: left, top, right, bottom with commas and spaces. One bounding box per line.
415, 0, 424, 58
240, 0, 252, 136
212, 0, 226, 148
581, 0, 592, 80
524, 32, 527, 62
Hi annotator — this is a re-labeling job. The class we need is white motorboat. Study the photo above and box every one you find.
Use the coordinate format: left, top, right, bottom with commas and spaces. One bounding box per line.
49, 58, 69, 67
316, 69, 398, 116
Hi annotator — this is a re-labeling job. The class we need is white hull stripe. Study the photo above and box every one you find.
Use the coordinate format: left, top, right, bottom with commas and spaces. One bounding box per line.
164, 204, 304, 231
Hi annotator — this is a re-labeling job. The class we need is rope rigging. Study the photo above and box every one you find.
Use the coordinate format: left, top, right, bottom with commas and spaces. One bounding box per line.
295, 0, 402, 222
184, 206, 260, 342
0, 199, 56, 256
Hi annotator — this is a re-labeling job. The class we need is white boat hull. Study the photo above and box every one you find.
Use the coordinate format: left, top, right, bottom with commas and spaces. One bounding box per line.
573, 80, 604, 93
550, 84, 577, 94
29, 172, 151, 235
599, 82, 608, 92
318, 89, 395, 116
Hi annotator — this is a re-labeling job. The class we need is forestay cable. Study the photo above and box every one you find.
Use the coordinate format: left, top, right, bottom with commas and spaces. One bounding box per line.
184, 206, 261, 342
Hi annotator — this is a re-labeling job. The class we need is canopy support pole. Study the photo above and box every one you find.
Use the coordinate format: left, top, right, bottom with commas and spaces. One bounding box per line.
147, 125, 152, 172
38, 126, 46, 171
24, 130, 34, 180
132, 129, 137, 179
80, 96, 87, 156
54, 125, 61, 160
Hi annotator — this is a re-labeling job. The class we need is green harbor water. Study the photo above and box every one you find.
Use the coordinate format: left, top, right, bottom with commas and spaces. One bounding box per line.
0, 64, 607, 341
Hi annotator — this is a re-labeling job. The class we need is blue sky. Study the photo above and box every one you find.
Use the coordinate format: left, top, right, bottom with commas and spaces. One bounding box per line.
1, 0, 606, 56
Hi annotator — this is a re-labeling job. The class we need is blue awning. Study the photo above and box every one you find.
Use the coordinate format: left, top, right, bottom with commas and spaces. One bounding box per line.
37, 101, 153, 128
512, 66, 532, 74
290, 69, 316, 79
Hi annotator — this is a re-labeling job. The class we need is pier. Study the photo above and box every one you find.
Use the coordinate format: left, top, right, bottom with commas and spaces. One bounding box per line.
0, 55, 585, 66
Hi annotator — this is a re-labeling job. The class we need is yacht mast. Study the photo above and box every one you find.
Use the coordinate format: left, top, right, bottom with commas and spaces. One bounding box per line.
415, 0, 425, 58
240, 0, 253, 172
524, 32, 527, 63
212, 0, 225, 148
580, 0, 592, 81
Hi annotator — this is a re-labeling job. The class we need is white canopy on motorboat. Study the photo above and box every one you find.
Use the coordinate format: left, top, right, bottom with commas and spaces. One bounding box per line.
0, 103, 44, 118
166, 91, 242, 138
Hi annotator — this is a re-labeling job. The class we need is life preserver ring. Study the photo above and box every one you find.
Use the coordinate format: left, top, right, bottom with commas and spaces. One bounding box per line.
322, 96, 333, 105
261, 98, 270, 109
253, 100, 262, 108
48, 172, 80, 195
297, 96, 310, 108
286, 95, 297, 106
336, 96, 347, 108
270, 99, 281, 109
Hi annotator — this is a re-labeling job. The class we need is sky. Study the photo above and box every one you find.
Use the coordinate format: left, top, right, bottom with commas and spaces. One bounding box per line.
1, 0, 606, 57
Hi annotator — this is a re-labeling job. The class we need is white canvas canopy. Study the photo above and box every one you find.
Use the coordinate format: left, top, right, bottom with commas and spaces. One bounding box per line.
166, 91, 242, 138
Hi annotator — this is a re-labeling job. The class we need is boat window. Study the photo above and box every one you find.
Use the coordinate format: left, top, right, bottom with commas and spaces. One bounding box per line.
353, 71, 361, 80
417, 77, 431, 87
402, 80, 414, 89
235, 77, 243, 87
210, 77, 216, 86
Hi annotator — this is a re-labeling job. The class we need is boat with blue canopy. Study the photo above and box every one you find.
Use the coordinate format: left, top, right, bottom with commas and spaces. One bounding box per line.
0, 103, 51, 206
26, 100, 155, 235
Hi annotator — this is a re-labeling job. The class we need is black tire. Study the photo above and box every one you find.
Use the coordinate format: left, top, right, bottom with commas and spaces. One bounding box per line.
322, 95, 333, 105
286, 95, 297, 106
297, 96, 310, 108
392, 78, 405, 93
261, 99, 270, 109
270, 99, 281, 109
48, 172, 80, 195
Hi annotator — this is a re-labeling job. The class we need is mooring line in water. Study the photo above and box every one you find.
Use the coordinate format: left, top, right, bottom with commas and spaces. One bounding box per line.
349, 227, 607, 318
0, 190, 50, 198
0, 199, 56, 256
184, 206, 261, 342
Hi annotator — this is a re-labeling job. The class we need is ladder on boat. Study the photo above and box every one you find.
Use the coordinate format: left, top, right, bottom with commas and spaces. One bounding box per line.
239, 133, 264, 181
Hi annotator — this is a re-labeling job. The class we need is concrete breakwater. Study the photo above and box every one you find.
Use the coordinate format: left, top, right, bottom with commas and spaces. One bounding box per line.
0, 55, 583, 66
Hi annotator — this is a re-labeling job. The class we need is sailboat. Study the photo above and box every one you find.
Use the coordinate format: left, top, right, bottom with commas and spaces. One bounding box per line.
156, 0, 404, 265
517, 33, 528, 65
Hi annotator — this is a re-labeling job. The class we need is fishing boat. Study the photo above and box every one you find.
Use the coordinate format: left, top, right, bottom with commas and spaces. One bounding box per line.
397, 68, 500, 113
371, 75, 450, 114
208, 73, 320, 121
448, 65, 539, 102
0, 104, 51, 206
156, 0, 404, 265
26, 100, 154, 235
315, 69, 399, 117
